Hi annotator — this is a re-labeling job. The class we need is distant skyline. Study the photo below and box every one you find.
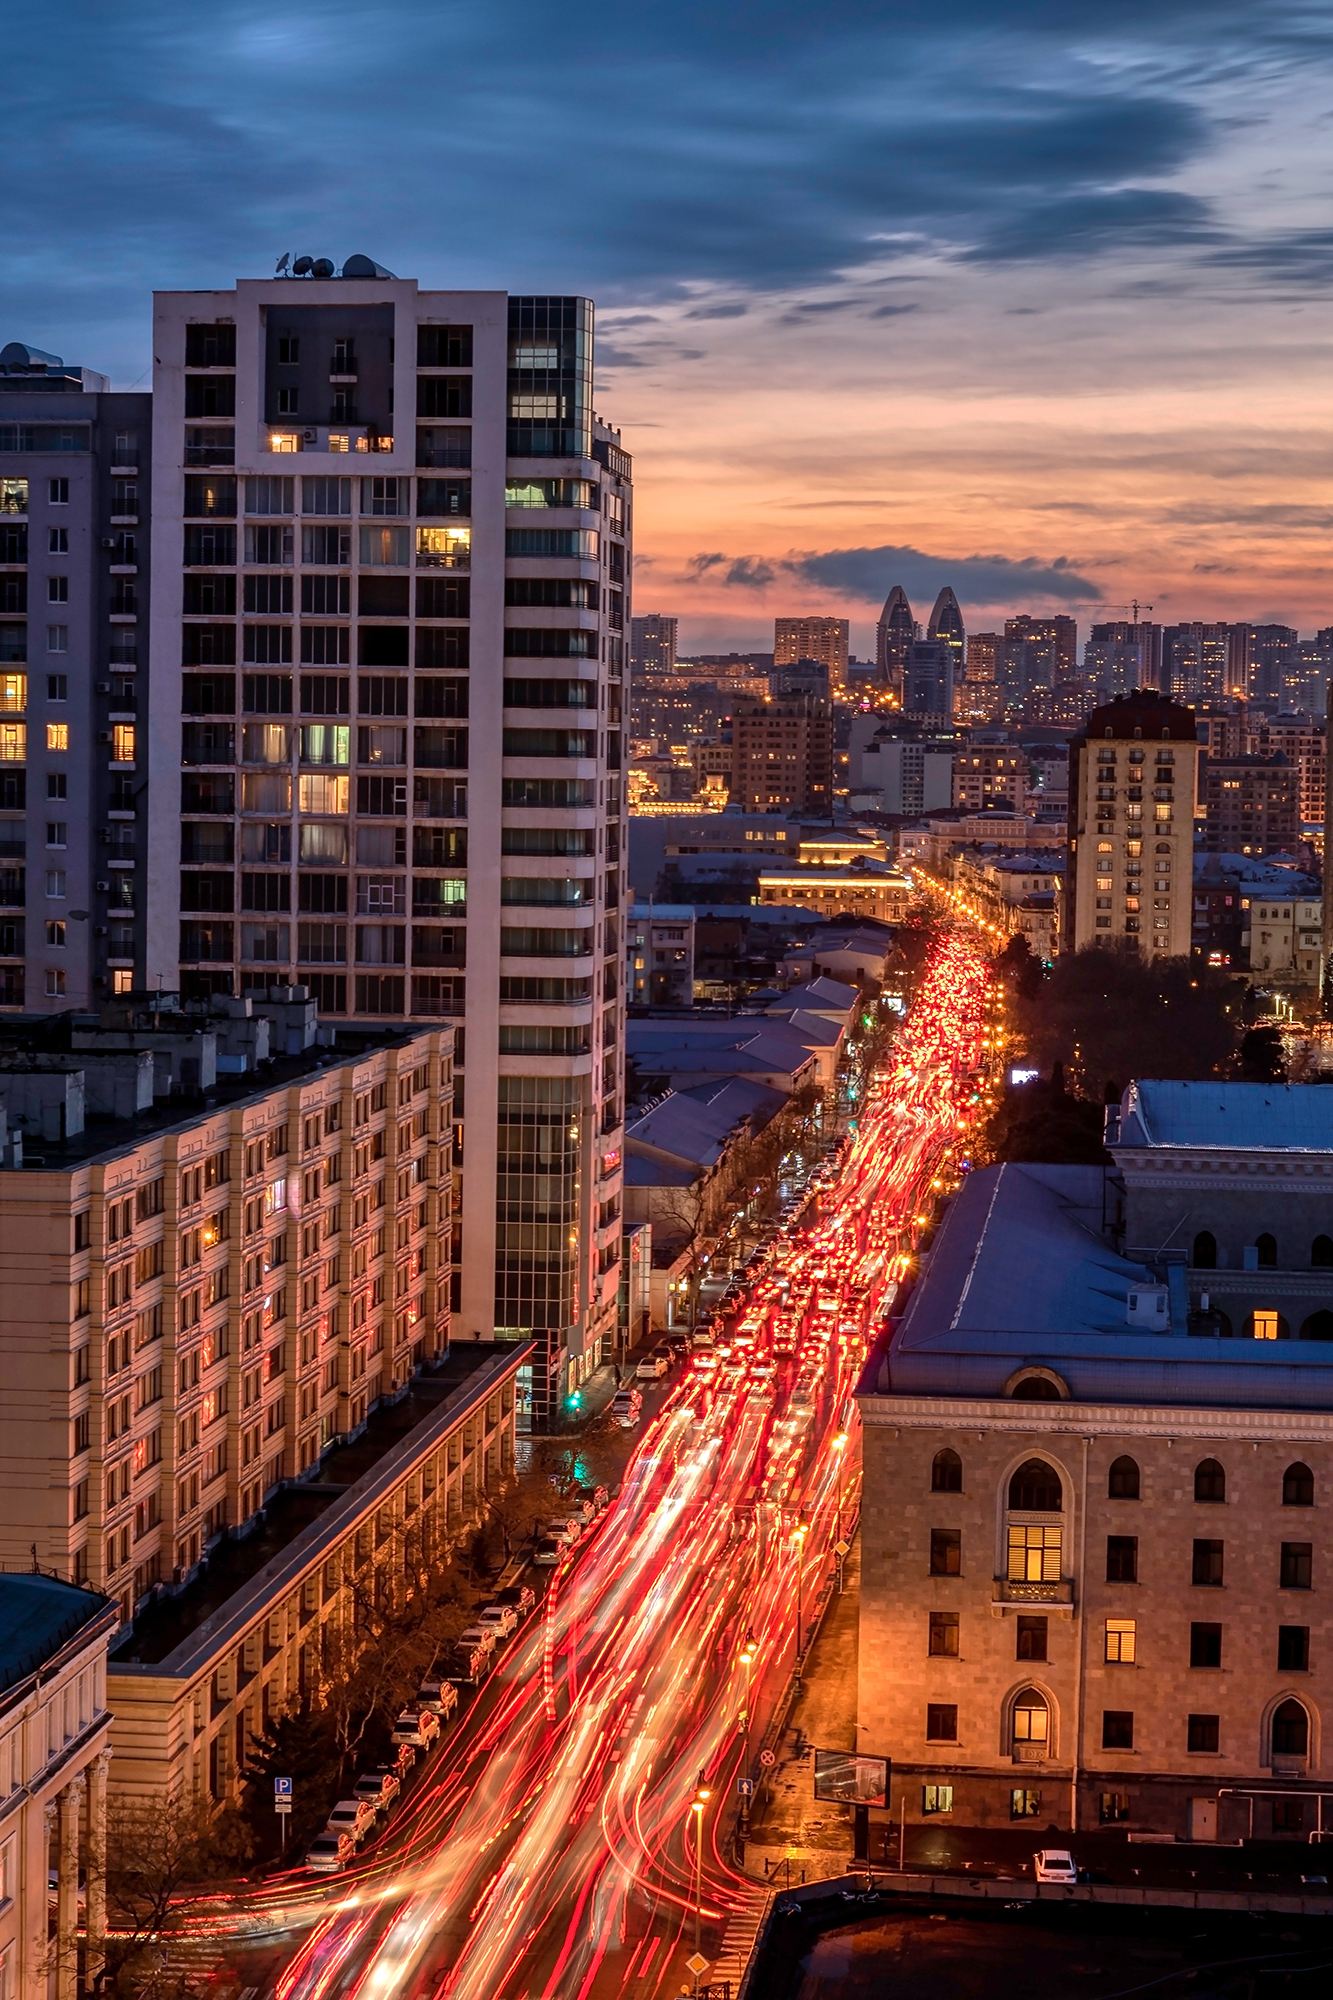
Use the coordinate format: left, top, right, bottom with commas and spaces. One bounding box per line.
10, 2, 1333, 649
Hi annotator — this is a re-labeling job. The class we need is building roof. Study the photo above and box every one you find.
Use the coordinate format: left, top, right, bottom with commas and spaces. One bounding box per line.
628, 904, 697, 922
870, 1161, 1333, 1410
626, 1076, 786, 1172
767, 975, 859, 1015
0, 1574, 115, 1698
1075, 689, 1199, 744
1113, 1079, 1333, 1153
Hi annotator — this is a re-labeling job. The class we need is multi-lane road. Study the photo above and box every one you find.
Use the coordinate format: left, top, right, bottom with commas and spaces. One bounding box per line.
198, 929, 987, 2000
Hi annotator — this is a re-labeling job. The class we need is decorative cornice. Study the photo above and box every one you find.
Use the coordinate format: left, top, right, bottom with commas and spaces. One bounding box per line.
857, 1394, 1333, 1444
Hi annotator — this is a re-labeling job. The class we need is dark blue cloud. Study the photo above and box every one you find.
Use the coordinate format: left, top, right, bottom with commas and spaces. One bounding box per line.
2, 0, 1329, 380
686, 543, 1102, 608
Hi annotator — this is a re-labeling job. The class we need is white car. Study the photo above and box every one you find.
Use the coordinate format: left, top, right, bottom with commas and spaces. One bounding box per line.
478, 1603, 520, 1639
326, 1797, 375, 1842
636, 1352, 668, 1380
305, 1833, 349, 1874
611, 1391, 642, 1428
458, 1623, 499, 1653
1032, 1849, 1079, 1884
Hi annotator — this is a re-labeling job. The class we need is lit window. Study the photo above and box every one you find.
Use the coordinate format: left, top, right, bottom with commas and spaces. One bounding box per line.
0, 676, 25, 713
1253, 1310, 1280, 1341
327, 433, 350, 453
268, 432, 302, 454
112, 969, 133, 995
1105, 1618, 1136, 1663
1008, 1525, 1062, 1583
112, 724, 135, 762
922, 1785, 954, 1815
415, 525, 470, 569
46, 723, 68, 751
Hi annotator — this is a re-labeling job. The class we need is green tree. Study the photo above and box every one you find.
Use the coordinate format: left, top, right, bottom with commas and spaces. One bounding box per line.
981, 1069, 1110, 1167
239, 1703, 341, 1856
1011, 943, 1242, 1099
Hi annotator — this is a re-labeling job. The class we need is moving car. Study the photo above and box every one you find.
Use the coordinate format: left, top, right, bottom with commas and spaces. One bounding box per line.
1032, 1849, 1078, 1884
611, 1389, 643, 1428
305, 1832, 350, 1873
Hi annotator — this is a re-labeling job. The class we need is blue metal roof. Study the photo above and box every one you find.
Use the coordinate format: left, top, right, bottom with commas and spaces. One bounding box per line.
0, 1575, 113, 1696
1118, 1080, 1333, 1153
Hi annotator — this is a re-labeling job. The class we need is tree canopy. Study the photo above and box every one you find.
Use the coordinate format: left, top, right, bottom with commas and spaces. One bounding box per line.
1010, 942, 1242, 1099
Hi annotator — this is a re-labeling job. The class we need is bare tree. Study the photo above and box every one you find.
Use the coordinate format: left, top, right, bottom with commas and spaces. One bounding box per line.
96, 1793, 251, 1997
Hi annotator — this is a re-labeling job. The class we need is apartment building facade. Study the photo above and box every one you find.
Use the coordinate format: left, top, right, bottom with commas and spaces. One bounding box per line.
145, 269, 628, 1417
730, 693, 833, 814
0, 344, 152, 1015
1066, 691, 1200, 956
1199, 754, 1299, 857
773, 617, 848, 694
0, 1009, 452, 1627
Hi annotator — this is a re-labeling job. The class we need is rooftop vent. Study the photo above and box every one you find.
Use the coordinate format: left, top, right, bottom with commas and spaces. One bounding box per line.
1127, 1283, 1169, 1329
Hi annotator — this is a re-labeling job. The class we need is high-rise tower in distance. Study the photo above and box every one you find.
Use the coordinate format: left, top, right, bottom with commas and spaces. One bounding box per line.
773, 616, 848, 694
1066, 689, 1199, 957
630, 613, 676, 675
926, 586, 965, 684
147, 265, 629, 1422
875, 585, 916, 693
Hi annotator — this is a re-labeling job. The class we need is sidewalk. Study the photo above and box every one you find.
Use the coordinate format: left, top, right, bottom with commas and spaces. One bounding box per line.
744, 1537, 861, 1886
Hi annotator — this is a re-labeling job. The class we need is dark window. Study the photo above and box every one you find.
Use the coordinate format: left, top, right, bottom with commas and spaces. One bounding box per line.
1192, 1230, 1217, 1269
417, 325, 473, 368
354, 973, 404, 1015
182, 624, 236, 667
416, 576, 470, 620
183, 475, 236, 518
1108, 1455, 1140, 1500
1102, 1710, 1134, 1750
1272, 1798, 1305, 1833
298, 875, 347, 914
185, 324, 236, 368
184, 576, 237, 616
415, 626, 469, 671
1256, 1232, 1277, 1267
928, 1612, 958, 1657
358, 676, 408, 717
1008, 1459, 1062, 1511
415, 425, 471, 468
1010, 1375, 1060, 1402
1272, 1700, 1309, 1756
300, 675, 349, 715
1194, 1458, 1226, 1503
179, 872, 233, 913
243, 675, 292, 715
185, 376, 235, 418
931, 1448, 962, 1493
182, 675, 235, 715
241, 874, 290, 912
925, 1704, 957, 1742
1300, 1310, 1333, 1341
244, 576, 293, 616
1190, 1622, 1222, 1668
358, 575, 410, 619
1312, 1234, 1333, 1267
1016, 1616, 1047, 1662
1192, 1539, 1224, 1587
929, 1529, 960, 1576
1099, 1792, 1130, 1823
180, 774, 234, 814
358, 626, 410, 668
416, 377, 472, 419
357, 776, 407, 816
301, 574, 351, 615
1187, 1714, 1219, 1754
243, 625, 292, 665
414, 678, 468, 719
1278, 1625, 1310, 1672
300, 626, 349, 666
1280, 1542, 1312, 1589
417, 478, 471, 517
1282, 1462, 1314, 1506
1106, 1536, 1138, 1582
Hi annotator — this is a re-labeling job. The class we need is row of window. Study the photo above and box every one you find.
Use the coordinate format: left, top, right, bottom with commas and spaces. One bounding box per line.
929, 1525, 1314, 1588
923, 1694, 1312, 1757
923, 1788, 1311, 1831
929, 1609, 1313, 1671
1192, 1229, 1333, 1269
931, 1449, 1318, 1506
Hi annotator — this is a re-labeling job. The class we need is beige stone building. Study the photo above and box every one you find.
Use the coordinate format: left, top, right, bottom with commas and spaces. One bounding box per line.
858, 1085, 1333, 1841
107, 1342, 523, 1801
0, 993, 453, 1626
1066, 689, 1199, 956
756, 862, 912, 925
0, 1575, 118, 2000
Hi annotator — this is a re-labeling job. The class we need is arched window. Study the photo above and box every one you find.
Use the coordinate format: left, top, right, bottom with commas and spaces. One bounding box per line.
1011, 1376, 1060, 1402
1311, 1235, 1333, 1268
1283, 1462, 1315, 1507
1011, 1690, 1049, 1750
1009, 1459, 1063, 1511
1192, 1231, 1217, 1269
1272, 1700, 1309, 1758
1249, 1310, 1289, 1341
931, 1448, 962, 1493
1108, 1455, 1140, 1500
1300, 1310, 1333, 1342
1194, 1458, 1226, 1503
1256, 1233, 1277, 1268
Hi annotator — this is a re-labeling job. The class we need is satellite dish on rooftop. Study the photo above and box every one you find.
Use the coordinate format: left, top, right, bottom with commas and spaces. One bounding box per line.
311, 258, 335, 278
341, 254, 396, 279
292, 256, 314, 276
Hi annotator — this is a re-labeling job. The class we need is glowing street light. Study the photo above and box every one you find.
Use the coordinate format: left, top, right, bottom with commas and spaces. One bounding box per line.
690, 1772, 711, 1956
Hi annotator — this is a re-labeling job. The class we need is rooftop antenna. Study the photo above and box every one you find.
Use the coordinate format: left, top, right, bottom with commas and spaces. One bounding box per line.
275, 252, 291, 276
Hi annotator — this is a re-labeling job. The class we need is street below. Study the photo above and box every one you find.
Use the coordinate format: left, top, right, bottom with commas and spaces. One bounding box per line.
191, 928, 988, 2000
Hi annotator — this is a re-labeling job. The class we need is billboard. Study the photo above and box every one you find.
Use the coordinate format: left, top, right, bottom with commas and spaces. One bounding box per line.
812, 1751, 890, 1807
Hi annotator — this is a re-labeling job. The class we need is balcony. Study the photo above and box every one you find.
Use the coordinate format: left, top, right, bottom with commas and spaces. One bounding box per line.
992, 1576, 1075, 1612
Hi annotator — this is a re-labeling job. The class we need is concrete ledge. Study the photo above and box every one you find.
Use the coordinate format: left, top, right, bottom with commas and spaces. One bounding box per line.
782, 1868, 1333, 1917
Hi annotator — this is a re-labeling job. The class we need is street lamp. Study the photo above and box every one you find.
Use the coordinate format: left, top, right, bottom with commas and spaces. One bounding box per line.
793, 1520, 809, 1682
691, 1772, 711, 1958
738, 1633, 758, 1833
832, 1431, 849, 1592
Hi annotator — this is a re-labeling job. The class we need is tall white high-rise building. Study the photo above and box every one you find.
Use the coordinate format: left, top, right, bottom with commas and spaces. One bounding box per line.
147, 265, 629, 1422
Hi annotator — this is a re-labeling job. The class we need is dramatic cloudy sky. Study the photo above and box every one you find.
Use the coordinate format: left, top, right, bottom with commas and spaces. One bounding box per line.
10, 0, 1333, 651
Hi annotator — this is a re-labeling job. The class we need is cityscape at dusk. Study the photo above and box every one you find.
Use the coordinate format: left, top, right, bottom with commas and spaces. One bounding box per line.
3, 5, 1333, 2000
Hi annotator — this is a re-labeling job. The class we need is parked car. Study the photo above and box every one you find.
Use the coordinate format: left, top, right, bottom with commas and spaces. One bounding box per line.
477, 1603, 520, 1639
531, 1536, 564, 1566
492, 1582, 537, 1615
416, 1678, 460, 1721
635, 1351, 668, 1381
574, 1482, 609, 1516
353, 1766, 401, 1811
611, 1389, 643, 1428
1032, 1849, 1079, 1884
391, 1706, 440, 1748
452, 1638, 493, 1684
305, 1832, 349, 1874
327, 1797, 375, 1842
666, 1334, 690, 1359
458, 1622, 498, 1652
